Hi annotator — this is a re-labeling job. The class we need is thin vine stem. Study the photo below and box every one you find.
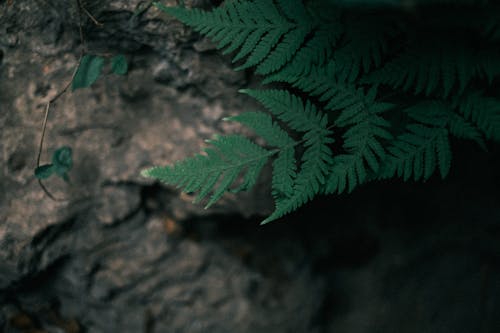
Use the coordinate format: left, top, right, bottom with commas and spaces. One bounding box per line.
36, 0, 99, 201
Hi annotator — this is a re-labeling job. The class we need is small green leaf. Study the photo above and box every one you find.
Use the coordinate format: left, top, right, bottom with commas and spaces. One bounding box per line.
111, 54, 128, 75
72, 55, 105, 91
35, 164, 55, 179
52, 146, 73, 176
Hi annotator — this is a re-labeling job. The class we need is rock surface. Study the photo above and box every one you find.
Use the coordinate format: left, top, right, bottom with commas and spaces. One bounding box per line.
1, 1, 500, 333
0, 0, 270, 286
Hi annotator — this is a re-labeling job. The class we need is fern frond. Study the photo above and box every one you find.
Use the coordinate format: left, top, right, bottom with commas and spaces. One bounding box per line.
225, 111, 298, 197
334, 15, 396, 82
403, 99, 485, 148
256, 24, 314, 74
365, 40, 476, 97
271, 146, 297, 198
250, 0, 315, 74
141, 135, 273, 207
403, 100, 450, 127
225, 111, 294, 147
378, 101, 453, 181
269, 61, 371, 114
156, 0, 314, 74
263, 21, 342, 83
240, 89, 331, 133
380, 120, 452, 182
448, 112, 486, 150
457, 92, 500, 142
385, 124, 451, 181
263, 131, 333, 224
151, 0, 500, 224
325, 88, 394, 194
239, 90, 333, 223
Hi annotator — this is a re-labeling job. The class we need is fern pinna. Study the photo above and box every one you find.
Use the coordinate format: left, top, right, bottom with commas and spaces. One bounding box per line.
143, 0, 500, 224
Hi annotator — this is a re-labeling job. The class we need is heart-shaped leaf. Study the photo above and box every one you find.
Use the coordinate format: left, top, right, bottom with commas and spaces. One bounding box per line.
52, 146, 73, 176
72, 55, 105, 91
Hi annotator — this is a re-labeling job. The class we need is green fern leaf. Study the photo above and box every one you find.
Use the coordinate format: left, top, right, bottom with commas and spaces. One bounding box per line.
225, 111, 298, 197
457, 92, 500, 142
276, 0, 308, 22
256, 25, 314, 74
271, 147, 297, 198
141, 134, 273, 207
151, 0, 500, 224
156, 0, 314, 74
365, 39, 476, 97
448, 113, 486, 149
240, 89, 331, 133
379, 101, 454, 181
235, 28, 288, 70
404, 100, 450, 127
225, 111, 295, 148
270, 61, 372, 115
263, 130, 333, 224
325, 93, 394, 194
326, 155, 365, 194
404, 99, 485, 148
334, 15, 396, 82
251, 0, 315, 74
263, 21, 342, 83
239, 90, 333, 223
380, 124, 451, 181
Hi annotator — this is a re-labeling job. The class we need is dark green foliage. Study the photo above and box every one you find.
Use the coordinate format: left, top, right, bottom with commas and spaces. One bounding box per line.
146, 0, 500, 223
35, 146, 73, 182
154, 0, 315, 75
72, 55, 105, 90
240, 89, 334, 223
325, 87, 394, 194
52, 146, 73, 178
456, 92, 500, 142
364, 40, 477, 98
72, 54, 128, 90
36, 53, 128, 192
142, 135, 275, 208
111, 55, 128, 75
35, 164, 55, 179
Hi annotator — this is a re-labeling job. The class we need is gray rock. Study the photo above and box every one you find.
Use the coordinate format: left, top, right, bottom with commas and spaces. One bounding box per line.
0, 1, 303, 332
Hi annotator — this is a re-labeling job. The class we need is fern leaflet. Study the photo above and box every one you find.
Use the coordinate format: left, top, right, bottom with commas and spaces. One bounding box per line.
456, 92, 500, 142
364, 39, 476, 98
225, 111, 297, 197
148, 0, 500, 223
142, 135, 274, 208
155, 0, 314, 74
325, 87, 394, 194
379, 101, 453, 181
448, 112, 486, 150
263, 21, 341, 83
334, 14, 396, 82
240, 89, 334, 224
